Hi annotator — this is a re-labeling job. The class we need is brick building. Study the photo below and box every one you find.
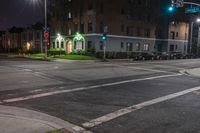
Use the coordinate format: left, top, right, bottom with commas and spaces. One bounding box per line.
0, 23, 44, 53
49, 0, 189, 54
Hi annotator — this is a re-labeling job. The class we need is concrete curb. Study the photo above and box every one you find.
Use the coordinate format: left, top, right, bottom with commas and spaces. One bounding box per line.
0, 105, 91, 133
180, 68, 200, 78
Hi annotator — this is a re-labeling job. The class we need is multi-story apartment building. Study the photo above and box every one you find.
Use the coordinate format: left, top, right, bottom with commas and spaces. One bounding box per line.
0, 23, 44, 53
1, 27, 23, 53
49, 0, 189, 54
0, 31, 5, 52
21, 27, 43, 53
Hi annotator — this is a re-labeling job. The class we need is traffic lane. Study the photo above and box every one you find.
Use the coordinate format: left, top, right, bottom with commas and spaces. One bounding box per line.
0, 70, 63, 91
44, 67, 159, 82
4, 75, 200, 125
0, 72, 173, 101
91, 92, 200, 133
117, 60, 200, 73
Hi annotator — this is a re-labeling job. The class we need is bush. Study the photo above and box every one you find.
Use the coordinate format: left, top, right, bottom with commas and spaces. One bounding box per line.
48, 48, 66, 56
71, 50, 86, 55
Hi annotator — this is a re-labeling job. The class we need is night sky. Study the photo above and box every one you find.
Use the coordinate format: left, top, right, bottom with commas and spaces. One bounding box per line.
0, 0, 44, 30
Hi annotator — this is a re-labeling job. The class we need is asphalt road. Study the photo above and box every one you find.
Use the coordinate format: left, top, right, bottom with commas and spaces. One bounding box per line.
1, 57, 200, 133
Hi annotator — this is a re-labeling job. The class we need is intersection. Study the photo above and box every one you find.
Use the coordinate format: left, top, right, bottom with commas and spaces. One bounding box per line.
0, 57, 200, 133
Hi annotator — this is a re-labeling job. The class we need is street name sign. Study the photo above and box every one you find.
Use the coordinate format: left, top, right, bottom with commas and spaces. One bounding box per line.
185, 7, 200, 13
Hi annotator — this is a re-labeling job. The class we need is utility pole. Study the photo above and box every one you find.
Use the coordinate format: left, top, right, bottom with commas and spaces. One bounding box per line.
44, 0, 48, 58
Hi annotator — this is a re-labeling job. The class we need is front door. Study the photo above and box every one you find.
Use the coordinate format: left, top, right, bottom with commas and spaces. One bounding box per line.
66, 41, 72, 54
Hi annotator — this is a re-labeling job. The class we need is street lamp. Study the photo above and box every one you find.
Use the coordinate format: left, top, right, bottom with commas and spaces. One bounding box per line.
197, 18, 200, 23
44, 0, 48, 58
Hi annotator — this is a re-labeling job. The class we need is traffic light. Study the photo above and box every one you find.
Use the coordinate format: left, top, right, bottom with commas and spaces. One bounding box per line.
168, 6, 175, 12
168, 5, 176, 13
101, 34, 107, 41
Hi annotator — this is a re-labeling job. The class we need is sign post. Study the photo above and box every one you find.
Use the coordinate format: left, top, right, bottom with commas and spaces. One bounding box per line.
101, 26, 108, 61
101, 33, 107, 61
43, 30, 49, 58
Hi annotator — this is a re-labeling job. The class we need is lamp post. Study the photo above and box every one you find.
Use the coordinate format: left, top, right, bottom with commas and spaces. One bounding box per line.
44, 0, 48, 58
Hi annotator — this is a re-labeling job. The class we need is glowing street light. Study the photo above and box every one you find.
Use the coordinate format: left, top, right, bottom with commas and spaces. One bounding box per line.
197, 18, 200, 23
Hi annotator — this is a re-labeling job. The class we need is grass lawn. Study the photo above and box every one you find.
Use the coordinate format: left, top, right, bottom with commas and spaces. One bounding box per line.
31, 53, 97, 60
31, 53, 46, 57
57, 55, 97, 60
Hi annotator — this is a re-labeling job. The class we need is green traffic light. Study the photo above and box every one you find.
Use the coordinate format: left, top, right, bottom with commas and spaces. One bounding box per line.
168, 5, 175, 13
168, 7, 174, 11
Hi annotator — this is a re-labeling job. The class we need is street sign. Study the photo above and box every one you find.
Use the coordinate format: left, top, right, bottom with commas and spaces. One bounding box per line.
185, 7, 200, 14
43, 31, 49, 42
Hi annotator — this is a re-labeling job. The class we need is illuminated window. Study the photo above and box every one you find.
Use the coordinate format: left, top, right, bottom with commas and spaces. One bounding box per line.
68, 12, 72, 19
68, 28, 72, 35
136, 43, 140, 51
144, 44, 149, 51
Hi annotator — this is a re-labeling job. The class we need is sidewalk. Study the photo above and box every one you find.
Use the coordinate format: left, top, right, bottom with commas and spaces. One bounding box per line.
0, 105, 90, 133
184, 68, 200, 77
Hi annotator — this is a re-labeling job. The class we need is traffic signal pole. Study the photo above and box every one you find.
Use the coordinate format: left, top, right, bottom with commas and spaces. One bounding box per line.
103, 41, 106, 61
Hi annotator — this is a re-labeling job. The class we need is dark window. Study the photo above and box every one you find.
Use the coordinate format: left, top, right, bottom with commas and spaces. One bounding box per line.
88, 3, 93, 10
170, 45, 174, 51
100, 22, 104, 33
100, 2, 104, 14
75, 24, 78, 32
53, 42, 55, 48
127, 26, 134, 36
57, 42, 59, 48
36, 32, 40, 39
137, 27, 141, 36
138, 0, 142, 5
121, 42, 124, 48
176, 32, 179, 37
80, 23, 84, 33
145, 29, 150, 37
121, 9, 125, 14
121, 25, 124, 32
29, 32, 33, 40
170, 31, 175, 39
100, 41, 103, 50
87, 41, 92, 49
61, 42, 64, 48
88, 21, 93, 32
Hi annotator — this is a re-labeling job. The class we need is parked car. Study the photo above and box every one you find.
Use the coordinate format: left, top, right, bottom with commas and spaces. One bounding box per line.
134, 52, 155, 60
168, 52, 187, 59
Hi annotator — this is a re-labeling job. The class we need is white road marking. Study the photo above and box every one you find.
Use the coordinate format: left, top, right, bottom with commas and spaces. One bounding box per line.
126, 66, 175, 74
82, 86, 200, 128
1, 74, 182, 103
23, 69, 32, 72
29, 89, 43, 93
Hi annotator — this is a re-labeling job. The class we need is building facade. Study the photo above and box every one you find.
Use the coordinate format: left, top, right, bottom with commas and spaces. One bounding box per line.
49, 0, 189, 54
0, 24, 44, 53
